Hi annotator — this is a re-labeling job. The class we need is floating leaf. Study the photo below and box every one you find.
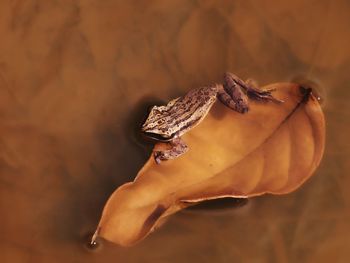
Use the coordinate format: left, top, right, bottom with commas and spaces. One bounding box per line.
94, 83, 325, 246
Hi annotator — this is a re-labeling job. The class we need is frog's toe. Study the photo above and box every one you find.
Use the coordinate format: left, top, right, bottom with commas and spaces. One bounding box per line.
247, 88, 284, 103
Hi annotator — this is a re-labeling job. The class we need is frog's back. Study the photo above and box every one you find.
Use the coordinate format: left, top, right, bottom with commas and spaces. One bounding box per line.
142, 85, 218, 139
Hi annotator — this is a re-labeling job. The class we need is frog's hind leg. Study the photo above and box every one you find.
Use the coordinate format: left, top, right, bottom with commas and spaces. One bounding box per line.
153, 137, 188, 164
217, 87, 249, 114
224, 72, 283, 104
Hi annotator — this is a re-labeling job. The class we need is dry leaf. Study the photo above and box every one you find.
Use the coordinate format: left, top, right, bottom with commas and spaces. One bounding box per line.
95, 83, 325, 246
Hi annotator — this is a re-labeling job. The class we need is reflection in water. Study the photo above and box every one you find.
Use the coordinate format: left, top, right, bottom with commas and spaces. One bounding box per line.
0, 0, 349, 262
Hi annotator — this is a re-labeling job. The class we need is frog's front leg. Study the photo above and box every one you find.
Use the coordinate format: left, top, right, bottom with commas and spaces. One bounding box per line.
153, 136, 188, 164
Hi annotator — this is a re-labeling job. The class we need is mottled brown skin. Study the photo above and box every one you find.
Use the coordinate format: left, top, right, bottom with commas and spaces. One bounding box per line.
142, 85, 218, 140
142, 72, 282, 163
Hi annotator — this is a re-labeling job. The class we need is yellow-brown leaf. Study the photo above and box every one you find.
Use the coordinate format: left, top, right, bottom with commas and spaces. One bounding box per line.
95, 83, 325, 246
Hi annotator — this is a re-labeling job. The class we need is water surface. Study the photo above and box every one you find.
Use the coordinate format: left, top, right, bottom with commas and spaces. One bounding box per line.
0, 0, 349, 262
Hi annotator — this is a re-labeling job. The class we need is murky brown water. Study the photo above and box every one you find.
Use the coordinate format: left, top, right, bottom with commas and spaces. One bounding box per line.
1, 0, 349, 262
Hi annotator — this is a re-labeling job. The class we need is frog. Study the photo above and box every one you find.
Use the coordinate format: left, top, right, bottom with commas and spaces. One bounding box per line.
142, 72, 282, 164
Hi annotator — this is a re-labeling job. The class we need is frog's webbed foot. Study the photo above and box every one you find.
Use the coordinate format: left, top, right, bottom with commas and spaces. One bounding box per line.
153, 137, 188, 164
245, 78, 283, 103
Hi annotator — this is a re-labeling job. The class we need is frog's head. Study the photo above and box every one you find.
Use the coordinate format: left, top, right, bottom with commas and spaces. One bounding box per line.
141, 115, 174, 142
141, 104, 176, 141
